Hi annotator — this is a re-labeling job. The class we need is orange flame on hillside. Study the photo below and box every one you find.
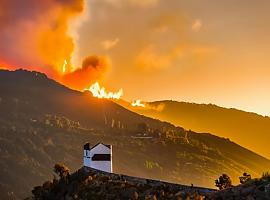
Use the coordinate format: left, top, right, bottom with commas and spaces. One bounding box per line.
62, 60, 68, 74
131, 99, 145, 107
84, 82, 123, 99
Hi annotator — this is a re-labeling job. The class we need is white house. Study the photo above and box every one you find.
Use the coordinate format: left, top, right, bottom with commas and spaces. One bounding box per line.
83, 142, 113, 173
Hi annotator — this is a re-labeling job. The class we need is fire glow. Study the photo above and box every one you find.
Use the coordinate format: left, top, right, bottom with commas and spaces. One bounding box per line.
131, 99, 145, 107
85, 82, 146, 108
84, 82, 123, 99
62, 60, 68, 73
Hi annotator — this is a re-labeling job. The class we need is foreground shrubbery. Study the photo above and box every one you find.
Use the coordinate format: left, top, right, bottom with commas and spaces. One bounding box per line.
28, 164, 212, 200
27, 163, 270, 200
211, 172, 270, 199
215, 174, 232, 190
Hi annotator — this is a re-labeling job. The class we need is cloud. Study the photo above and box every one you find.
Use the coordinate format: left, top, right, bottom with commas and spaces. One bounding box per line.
103, 0, 159, 7
77, 1, 216, 76
129, 0, 159, 7
0, 0, 111, 91
0, 0, 85, 75
192, 19, 202, 32
62, 55, 110, 90
101, 38, 119, 50
81, 55, 109, 70
136, 44, 182, 71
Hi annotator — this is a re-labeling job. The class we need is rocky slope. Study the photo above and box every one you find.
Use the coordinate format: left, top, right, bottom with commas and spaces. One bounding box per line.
28, 167, 270, 200
28, 167, 216, 200
0, 69, 270, 199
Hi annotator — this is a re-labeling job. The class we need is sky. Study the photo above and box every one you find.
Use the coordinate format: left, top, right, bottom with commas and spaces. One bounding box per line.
1, 0, 270, 116
75, 0, 270, 116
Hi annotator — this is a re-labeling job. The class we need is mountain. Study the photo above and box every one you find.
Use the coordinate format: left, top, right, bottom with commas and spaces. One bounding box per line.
27, 167, 216, 200
118, 100, 270, 159
0, 69, 269, 199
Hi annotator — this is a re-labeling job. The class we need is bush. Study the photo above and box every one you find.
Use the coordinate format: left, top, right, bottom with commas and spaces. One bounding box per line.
262, 172, 270, 180
54, 163, 70, 180
32, 186, 43, 198
215, 174, 232, 190
239, 172, 251, 184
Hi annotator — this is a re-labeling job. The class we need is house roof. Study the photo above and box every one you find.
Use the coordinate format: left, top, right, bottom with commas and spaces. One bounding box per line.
87, 142, 111, 150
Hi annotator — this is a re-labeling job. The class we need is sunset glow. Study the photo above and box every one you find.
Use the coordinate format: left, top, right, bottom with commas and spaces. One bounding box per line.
1, 0, 270, 160
2, 1, 270, 198
1, 0, 270, 116
131, 99, 146, 108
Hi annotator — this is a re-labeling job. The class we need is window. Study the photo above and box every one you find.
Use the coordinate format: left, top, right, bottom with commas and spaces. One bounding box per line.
92, 154, 111, 161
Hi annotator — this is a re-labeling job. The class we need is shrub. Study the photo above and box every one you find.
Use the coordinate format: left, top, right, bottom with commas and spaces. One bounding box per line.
54, 163, 70, 180
262, 172, 270, 180
215, 174, 232, 190
32, 186, 43, 198
239, 172, 251, 184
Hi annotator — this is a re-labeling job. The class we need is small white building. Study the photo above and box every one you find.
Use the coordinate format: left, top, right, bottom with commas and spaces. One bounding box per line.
83, 142, 113, 173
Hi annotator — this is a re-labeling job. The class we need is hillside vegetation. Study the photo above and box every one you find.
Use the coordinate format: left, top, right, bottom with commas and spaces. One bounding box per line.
119, 100, 270, 159
0, 69, 269, 199
28, 167, 216, 200
28, 166, 270, 200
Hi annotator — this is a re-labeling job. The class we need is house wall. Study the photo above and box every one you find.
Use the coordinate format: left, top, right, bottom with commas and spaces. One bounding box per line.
89, 144, 111, 157
90, 160, 112, 173
83, 149, 91, 167
83, 144, 113, 173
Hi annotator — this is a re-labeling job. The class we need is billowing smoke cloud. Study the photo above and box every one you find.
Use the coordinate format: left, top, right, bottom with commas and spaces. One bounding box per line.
0, 0, 106, 90
62, 55, 110, 90
0, 0, 84, 72
82, 55, 108, 70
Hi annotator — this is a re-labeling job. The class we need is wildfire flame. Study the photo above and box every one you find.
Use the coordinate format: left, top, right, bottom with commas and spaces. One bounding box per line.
84, 82, 146, 107
84, 82, 123, 99
62, 60, 68, 73
131, 99, 145, 107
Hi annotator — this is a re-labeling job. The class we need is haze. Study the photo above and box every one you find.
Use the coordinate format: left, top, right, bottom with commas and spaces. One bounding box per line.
75, 0, 270, 116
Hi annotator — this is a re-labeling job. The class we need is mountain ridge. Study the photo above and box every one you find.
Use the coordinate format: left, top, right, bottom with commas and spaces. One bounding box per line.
118, 99, 270, 159
0, 69, 269, 199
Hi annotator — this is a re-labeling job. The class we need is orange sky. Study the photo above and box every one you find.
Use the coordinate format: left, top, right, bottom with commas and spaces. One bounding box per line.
73, 0, 270, 116
1, 0, 270, 116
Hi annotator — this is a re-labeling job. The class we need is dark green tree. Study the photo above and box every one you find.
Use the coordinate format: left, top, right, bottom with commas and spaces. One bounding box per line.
239, 172, 251, 184
32, 186, 43, 198
54, 163, 70, 180
215, 174, 232, 190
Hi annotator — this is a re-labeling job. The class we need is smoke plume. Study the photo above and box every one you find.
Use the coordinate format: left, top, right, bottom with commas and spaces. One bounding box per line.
0, 0, 84, 70
62, 55, 110, 90
0, 0, 107, 90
